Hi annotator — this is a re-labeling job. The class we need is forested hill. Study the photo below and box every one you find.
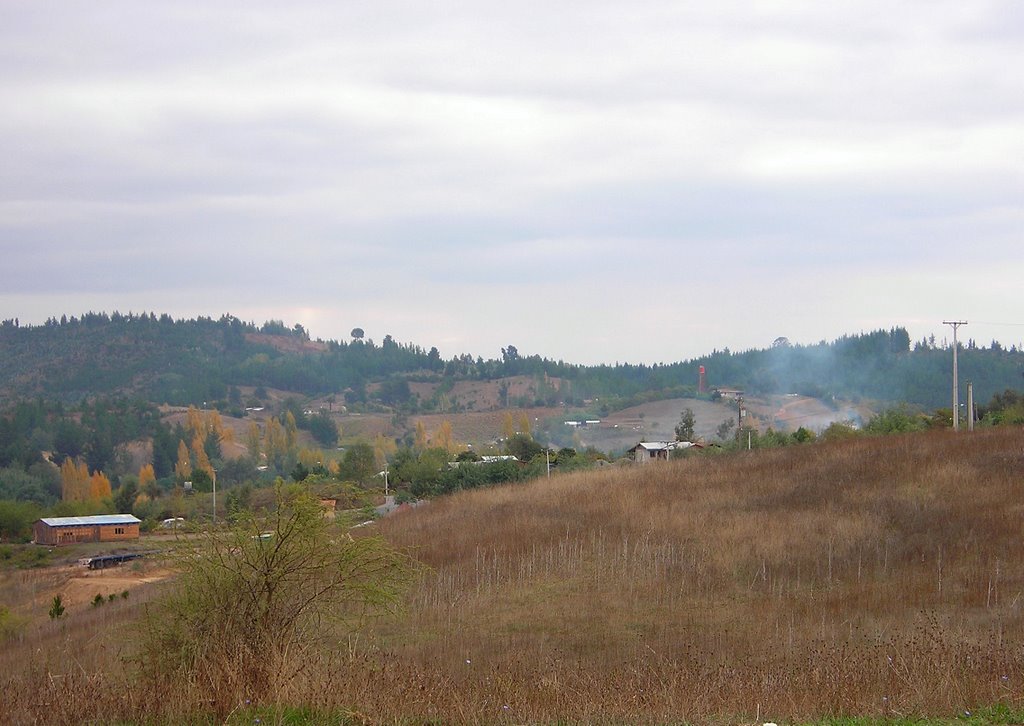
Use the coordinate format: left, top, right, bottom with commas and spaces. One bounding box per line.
1, 313, 1022, 411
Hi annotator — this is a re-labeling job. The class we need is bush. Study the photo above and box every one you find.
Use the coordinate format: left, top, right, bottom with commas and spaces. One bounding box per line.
0, 605, 25, 641
0, 499, 42, 543
48, 595, 65, 620
134, 485, 413, 713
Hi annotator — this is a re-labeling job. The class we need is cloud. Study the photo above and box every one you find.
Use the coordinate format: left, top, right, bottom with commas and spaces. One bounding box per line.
1, 0, 1022, 363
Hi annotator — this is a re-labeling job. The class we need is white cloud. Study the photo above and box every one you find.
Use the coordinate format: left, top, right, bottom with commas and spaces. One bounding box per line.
1, 0, 1022, 363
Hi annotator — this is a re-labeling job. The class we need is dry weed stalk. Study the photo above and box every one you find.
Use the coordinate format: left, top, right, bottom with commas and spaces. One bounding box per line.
4, 428, 1024, 723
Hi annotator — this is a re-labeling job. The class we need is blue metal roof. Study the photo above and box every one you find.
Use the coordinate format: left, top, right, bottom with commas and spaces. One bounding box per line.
38, 514, 141, 527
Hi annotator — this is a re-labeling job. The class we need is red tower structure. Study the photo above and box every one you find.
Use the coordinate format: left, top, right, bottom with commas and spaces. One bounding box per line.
698, 365, 706, 394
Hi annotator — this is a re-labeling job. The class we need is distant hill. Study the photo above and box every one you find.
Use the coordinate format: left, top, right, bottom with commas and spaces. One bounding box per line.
2, 314, 1023, 413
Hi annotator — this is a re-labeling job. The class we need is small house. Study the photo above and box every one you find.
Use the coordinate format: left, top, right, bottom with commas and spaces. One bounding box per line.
33, 514, 142, 546
628, 441, 697, 464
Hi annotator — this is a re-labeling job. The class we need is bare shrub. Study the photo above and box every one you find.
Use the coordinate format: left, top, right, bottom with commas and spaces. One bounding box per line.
132, 484, 413, 716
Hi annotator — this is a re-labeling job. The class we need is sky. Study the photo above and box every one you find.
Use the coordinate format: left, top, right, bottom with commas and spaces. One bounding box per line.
2, 1, 1023, 364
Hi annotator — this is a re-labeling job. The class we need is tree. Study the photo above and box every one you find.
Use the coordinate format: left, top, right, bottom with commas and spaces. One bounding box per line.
264, 417, 287, 471
114, 480, 138, 514
284, 411, 299, 455
716, 418, 736, 441
433, 420, 455, 454
138, 464, 157, 496
373, 433, 396, 468
501, 412, 515, 439
48, 595, 65, 620
675, 408, 695, 442
134, 487, 411, 712
339, 443, 376, 482
518, 413, 531, 437
60, 457, 91, 502
307, 413, 339, 448
191, 435, 213, 481
505, 433, 543, 462
290, 461, 310, 482
174, 440, 192, 482
89, 471, 112, 501
0, 499, 41, 542
190, 468, 213, 493
414, 421, 428, 453
245, 422, 261, 462
351, 327, 365, 340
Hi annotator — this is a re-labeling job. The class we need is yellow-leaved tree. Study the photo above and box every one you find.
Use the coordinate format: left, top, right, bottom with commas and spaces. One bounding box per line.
414, 421, 428, 452
192, 435, 213, 480
501, 412, 515, 439
265, 417, 287, 469
245, 422, 261, 462
284, 411, 298, 454
60, 457, 91, 502
175, 440, 192, 481
139, 464, 157, 497
186, 405, 206, 441
89, 471, 112, 501
374, 433, 397, 468
519, 413, 532, 437
433, 420, 455, 454
298, 448, 324, 469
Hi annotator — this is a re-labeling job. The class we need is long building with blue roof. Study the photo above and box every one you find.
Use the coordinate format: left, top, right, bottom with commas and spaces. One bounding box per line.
33, 514, 141, 546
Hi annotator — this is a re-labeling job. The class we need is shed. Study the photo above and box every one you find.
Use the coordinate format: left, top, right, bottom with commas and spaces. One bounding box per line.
628, 441, 697, 464
33, 514, 142, 546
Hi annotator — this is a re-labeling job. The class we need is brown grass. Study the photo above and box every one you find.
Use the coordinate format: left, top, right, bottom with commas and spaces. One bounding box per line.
3, 428, 1024, 724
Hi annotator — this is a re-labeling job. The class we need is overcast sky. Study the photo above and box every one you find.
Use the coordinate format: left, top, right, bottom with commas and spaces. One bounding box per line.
2, 1, 1022, 364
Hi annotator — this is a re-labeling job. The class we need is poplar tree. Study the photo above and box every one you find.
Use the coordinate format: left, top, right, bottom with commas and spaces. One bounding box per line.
414, 421, 428, 452
433, 420, 455, 454
60, 457, 91, 502
89, 471, 112, 500
175, 440, 192, 481
501, 412, 515, 439
284, 411, 298, 454
245, 422, 261, 462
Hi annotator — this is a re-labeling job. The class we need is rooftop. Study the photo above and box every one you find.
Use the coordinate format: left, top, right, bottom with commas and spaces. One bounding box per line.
38, 514, 142, 527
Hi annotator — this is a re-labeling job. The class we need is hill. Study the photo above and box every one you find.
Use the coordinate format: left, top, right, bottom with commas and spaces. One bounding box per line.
3, 428, 1023, 722
2, 314, 1023, 415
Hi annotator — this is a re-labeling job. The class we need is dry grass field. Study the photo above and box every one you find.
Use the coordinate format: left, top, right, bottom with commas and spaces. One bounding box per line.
3, 427, 1024, 724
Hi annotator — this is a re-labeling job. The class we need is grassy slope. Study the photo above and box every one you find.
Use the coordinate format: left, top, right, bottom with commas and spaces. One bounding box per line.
3, 428, 1024, 724
368, 427, 1024, 723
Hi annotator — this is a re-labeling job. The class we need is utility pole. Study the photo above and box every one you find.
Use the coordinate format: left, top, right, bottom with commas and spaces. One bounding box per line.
967, 382, 974, 432
943, 321, 967, 431
737, 395, 745, 444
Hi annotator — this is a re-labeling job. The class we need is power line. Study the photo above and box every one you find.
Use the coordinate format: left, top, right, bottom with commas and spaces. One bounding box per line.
966, 320, 1024, 327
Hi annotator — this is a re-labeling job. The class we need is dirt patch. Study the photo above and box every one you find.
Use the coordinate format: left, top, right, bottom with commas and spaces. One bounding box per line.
2, 561, 173, 621
59, 566, 172, 611
243, 332, 328, 354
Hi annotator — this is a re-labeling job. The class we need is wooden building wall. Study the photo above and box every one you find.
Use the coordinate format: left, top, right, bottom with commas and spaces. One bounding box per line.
33, 522, 140, 546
